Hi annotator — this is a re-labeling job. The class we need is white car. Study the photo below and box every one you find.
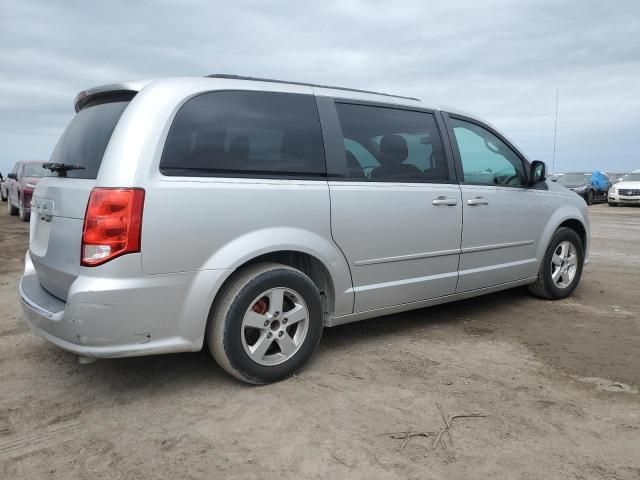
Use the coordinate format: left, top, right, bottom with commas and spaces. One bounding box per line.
609, 172, 640, 206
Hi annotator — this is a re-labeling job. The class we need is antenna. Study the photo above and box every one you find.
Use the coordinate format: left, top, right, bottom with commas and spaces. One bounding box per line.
552, 88, 559, 173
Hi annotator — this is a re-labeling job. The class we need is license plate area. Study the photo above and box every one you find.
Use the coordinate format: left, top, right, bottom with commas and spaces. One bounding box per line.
30, 197, 54, 257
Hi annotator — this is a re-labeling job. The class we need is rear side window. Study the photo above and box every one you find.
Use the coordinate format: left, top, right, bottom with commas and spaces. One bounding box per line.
335, 103, 448, 182
49, 97, 132, 179
160, 91, 326, 178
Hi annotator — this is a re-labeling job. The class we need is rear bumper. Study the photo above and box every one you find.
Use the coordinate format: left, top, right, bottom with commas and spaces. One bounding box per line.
19, 252, 230, 358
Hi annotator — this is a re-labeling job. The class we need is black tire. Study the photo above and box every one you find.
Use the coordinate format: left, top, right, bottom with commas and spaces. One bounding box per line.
18, 197, 30, 222
0, 189, 6, 202
608, 202, 617, 207
585, 190, 595, 205
207, 262, 324, 384
528, 227, 584, 300
8, 197, 18, 216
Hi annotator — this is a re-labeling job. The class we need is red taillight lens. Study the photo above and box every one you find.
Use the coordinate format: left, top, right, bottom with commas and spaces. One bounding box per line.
81, 188, 145, 267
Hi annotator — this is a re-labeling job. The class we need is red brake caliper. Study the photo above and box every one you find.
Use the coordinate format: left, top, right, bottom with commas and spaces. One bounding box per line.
252, 298, 268, 315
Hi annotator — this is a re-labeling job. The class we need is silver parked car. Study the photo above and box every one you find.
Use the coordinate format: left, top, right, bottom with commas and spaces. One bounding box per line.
20, 75, 590, 384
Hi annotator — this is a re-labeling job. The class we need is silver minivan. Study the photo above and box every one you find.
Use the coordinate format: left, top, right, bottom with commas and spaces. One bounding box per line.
20, 75, 590, 384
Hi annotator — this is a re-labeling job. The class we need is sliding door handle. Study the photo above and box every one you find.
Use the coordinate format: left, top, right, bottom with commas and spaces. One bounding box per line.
467, 197, 489, 206
432, 196, 458, 206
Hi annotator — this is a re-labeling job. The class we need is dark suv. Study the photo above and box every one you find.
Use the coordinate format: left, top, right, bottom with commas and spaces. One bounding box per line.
557, 172, 611, 205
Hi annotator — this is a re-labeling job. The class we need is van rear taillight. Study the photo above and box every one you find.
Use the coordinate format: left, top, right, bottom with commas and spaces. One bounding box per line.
81, 188, 145, 266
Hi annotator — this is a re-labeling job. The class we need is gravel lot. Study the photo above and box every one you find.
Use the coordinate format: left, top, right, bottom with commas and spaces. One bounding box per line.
1, 204, 639, 479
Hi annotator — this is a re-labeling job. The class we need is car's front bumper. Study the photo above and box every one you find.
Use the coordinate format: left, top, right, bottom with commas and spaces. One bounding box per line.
19, 252, 230, 358
608, 192, 640, 204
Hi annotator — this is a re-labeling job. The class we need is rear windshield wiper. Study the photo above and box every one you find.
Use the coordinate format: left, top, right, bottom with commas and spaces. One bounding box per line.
42, 163, 86, 177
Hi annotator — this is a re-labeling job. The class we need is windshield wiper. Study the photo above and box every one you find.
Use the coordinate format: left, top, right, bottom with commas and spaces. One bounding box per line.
42, 163, 86, 177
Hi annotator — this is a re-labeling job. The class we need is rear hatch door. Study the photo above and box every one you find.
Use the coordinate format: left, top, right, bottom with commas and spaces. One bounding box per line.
30, 95, 133, 301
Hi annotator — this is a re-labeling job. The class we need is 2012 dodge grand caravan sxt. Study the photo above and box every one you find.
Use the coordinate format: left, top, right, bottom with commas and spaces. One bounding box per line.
20, 75, 589, 384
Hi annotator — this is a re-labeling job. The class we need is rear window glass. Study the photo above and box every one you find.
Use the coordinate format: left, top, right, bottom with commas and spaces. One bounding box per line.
160, 91, 326, 178
48, 97, 131, 179
22, 163, 54, 178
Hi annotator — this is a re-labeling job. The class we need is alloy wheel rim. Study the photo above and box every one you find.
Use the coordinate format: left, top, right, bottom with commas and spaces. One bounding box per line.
240, 287, 309, 366
551, 241, 578, 289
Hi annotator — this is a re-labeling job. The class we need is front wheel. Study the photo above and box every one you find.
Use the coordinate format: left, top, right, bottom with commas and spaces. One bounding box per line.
207, 263, 324, 384
0, 188, 6, 202
528, 227, 584, 300
585, 190, 595, 205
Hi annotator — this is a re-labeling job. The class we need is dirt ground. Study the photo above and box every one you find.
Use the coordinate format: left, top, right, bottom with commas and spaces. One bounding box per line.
1, 204, 639, 479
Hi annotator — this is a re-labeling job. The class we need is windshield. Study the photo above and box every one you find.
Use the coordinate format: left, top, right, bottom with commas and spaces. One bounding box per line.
558, 174, 589, 185
621, 173, 640, 181
22, 163, 52, 178
48, 97, 131, 179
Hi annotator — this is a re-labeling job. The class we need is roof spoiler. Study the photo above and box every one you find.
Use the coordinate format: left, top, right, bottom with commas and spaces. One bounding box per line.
73, 80, 150, 112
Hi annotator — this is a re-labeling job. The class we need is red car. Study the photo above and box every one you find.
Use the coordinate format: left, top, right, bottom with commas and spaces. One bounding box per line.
6, 161, 50, 222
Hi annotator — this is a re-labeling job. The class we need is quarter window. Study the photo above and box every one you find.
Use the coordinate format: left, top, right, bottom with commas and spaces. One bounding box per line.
161, 91, 326, 178
450, 118, 525, 187
335, 103, 448, 182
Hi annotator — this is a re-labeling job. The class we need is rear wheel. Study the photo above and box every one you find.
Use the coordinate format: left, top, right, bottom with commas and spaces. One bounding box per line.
0, 188, 6, 202
8, 196, 18, 216
18, 197, 30, 222
528, 227, 584, 300
207, 262, 324, 384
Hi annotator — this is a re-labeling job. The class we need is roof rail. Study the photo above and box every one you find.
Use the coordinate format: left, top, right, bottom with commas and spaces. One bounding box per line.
205, 74, 420, 101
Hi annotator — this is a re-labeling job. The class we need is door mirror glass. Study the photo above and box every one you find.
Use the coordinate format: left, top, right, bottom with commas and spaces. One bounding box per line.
7, 173, 17, 180
530, 160, 546, 185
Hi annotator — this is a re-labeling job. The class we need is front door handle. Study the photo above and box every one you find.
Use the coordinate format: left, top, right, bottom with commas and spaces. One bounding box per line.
432, 196, 458, 206
467, 197, 489, 206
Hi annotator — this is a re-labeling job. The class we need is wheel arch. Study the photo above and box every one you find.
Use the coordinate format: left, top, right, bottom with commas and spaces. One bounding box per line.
536, 206, 590, 264
235, 250, 336, 322
198, 227, 354, 340
558, 218, 587, 252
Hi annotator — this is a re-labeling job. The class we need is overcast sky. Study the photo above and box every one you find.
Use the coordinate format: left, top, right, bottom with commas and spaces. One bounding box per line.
1, 0, 639, 175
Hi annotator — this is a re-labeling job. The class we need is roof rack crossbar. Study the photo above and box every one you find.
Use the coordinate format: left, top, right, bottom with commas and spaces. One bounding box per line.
205, 74, 420, 101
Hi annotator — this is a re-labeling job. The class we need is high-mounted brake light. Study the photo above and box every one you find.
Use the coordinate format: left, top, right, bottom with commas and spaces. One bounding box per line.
81, 188, 145, 267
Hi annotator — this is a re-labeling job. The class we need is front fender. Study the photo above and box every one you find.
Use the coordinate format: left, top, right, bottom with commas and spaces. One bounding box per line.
536, 201, 590, 264
201, 226, 354, 317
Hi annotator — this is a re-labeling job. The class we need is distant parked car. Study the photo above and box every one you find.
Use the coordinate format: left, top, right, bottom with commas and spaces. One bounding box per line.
557, 172, 611, 205
6, 161, 50, 221
0, 170, 6, 201
3, 163, 18, 206
608, 171, 640, 206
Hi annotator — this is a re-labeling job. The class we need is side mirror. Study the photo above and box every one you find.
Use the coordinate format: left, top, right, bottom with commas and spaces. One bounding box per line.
529, 160, 546, 186
7, 173, 17, 180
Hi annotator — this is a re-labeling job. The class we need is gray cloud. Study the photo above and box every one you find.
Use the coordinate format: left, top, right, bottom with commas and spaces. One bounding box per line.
1, 0, 639, 174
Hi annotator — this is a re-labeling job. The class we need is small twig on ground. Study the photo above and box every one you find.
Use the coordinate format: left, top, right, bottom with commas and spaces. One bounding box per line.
385, 431, 435, 449
433, 413, 488, 450
466, 320, 514, 328
329, 451, 349, 467
435, 402, 454, 449
328, 372, 365, 380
